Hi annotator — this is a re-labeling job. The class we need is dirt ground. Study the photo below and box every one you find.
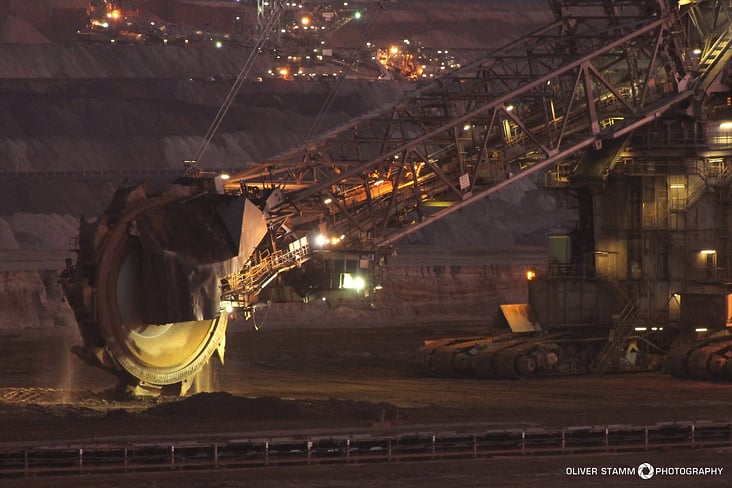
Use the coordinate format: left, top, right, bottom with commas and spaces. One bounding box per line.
2, 322, 732, 486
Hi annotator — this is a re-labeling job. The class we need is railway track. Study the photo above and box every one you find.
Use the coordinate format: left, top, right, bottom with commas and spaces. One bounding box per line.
1, 420, 730, 478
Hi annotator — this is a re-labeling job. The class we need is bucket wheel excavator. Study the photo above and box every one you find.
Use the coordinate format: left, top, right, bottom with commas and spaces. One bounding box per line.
62, 0, 732, 393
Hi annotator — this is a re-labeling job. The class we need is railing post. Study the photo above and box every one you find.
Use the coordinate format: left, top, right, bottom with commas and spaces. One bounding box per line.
522, 431, 526, 454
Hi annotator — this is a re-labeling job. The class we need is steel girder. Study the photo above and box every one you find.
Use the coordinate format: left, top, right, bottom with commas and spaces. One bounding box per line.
229, 0, 732, 249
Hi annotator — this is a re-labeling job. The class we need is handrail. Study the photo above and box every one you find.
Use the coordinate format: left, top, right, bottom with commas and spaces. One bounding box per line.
0, 420, 728, 477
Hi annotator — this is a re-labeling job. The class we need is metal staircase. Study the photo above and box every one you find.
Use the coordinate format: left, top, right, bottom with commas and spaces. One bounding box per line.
222, 240, 311, 307
593, 279, 643, 374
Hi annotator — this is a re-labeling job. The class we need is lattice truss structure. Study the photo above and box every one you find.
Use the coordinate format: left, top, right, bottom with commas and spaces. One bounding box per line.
231, 0, 732, 251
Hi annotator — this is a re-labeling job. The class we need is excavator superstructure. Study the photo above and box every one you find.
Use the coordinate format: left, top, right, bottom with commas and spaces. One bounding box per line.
62, 0, 732, 392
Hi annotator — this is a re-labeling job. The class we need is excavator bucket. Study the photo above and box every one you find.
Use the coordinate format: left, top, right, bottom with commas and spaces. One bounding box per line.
62, 179, 265, 394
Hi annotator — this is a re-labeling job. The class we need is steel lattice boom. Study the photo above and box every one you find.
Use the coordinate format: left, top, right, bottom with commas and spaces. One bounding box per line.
227, 0, 732, 252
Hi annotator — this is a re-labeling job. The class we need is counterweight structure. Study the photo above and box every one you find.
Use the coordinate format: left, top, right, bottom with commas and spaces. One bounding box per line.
63, 0, 732, 392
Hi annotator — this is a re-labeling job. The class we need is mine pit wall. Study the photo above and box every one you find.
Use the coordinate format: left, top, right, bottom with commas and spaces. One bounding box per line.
0, 270, 75, 330
0, 261, 535, 332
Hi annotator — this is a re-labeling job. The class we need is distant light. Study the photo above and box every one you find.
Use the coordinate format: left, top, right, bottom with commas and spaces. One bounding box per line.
696, 328, 709, 333
693, 48, 702, 55
215, 40, 223, 48
315, 234, 329, 247
463, 124, 471, 131
506, 104, 515, 112
701, 249, 717, 255
354, 11, 362, 20
323, 197, 333, 204
720, 121, 732, 129
634, 327, 647, 331
390, 46, 399, 55
220, 173, 230, 180
669, 184, 686, 189
301, 16, 310, 26
526, 270, 536, 280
